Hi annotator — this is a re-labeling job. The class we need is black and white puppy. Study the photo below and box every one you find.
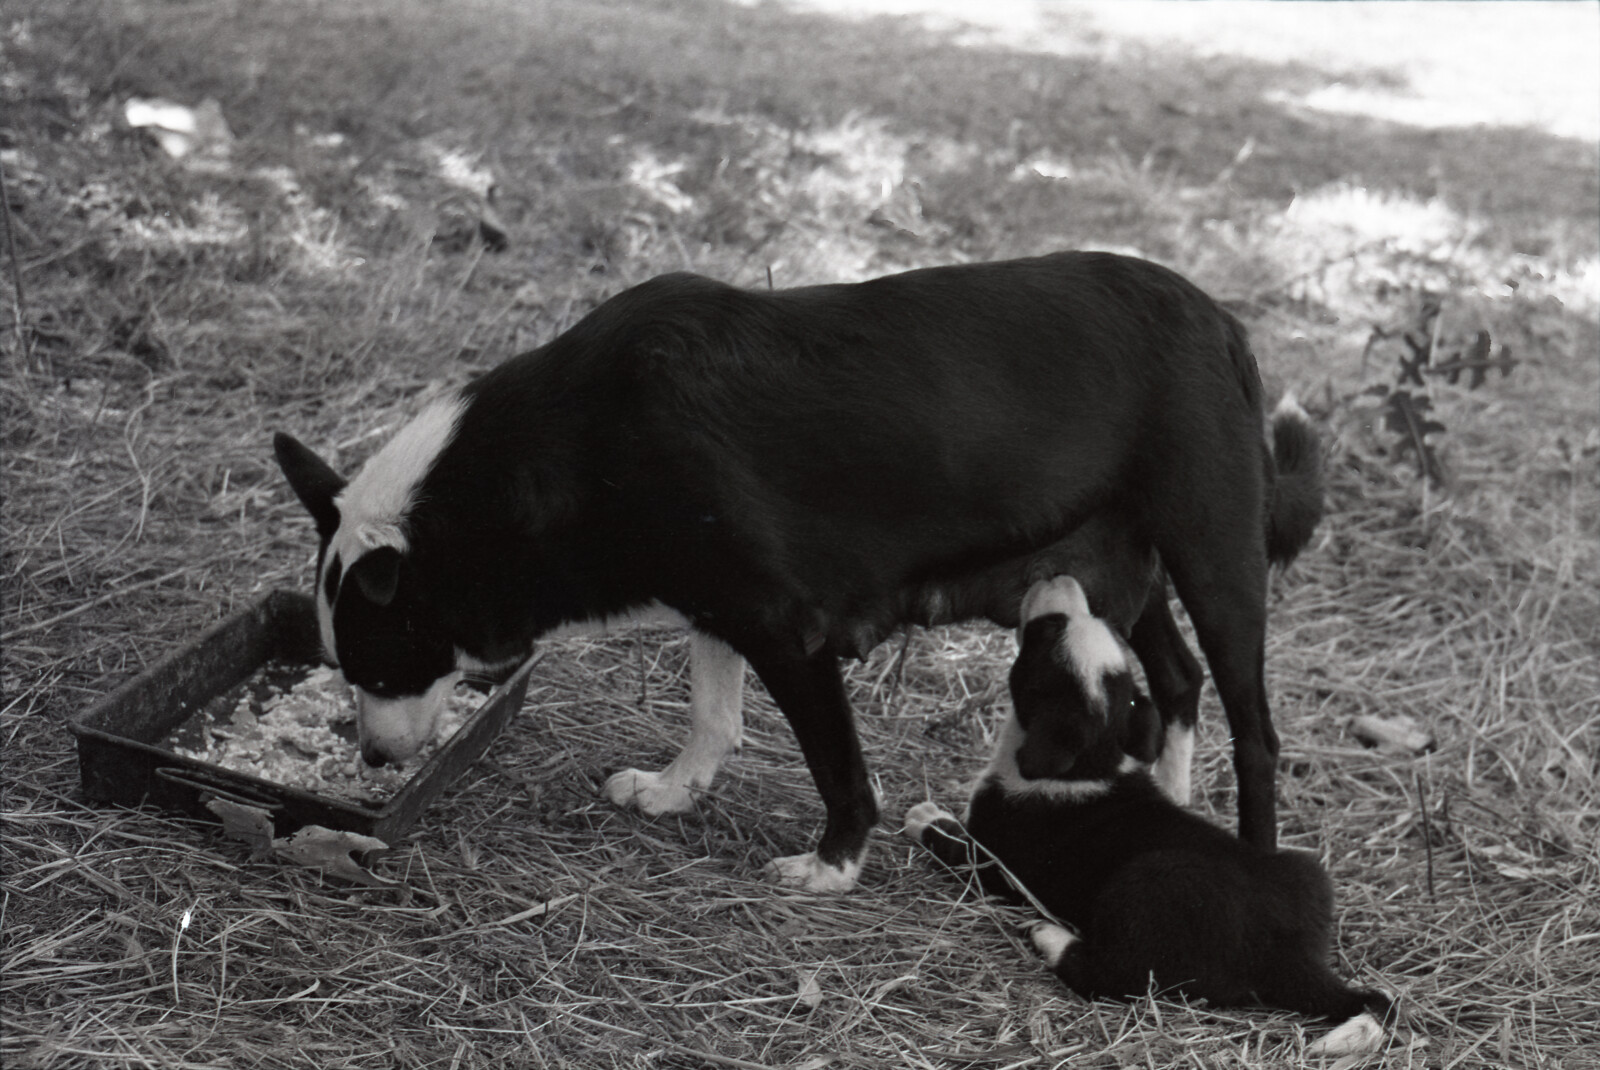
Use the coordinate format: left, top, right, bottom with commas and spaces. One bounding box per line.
905, 576, 1393, 1055
274, 251, 1323, 892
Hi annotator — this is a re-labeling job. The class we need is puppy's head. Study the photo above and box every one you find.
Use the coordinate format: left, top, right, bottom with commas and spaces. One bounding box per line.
1008, 577, 1163, 781
274, 404, 467, 766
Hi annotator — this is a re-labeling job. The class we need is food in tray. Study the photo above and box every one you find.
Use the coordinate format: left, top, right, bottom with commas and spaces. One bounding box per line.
170, 665, 480, 801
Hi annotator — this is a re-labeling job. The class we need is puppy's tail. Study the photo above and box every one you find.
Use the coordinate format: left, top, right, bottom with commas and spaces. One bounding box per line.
1265, 393, 1324, 567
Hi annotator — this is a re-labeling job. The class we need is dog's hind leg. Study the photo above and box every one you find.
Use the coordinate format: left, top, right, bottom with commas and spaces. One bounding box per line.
1128, 587, 1204, 805
604, 631, 746, 815
749, 649, 877, 893
1163, 551, 1277, 849
1143, 426, 1280, 848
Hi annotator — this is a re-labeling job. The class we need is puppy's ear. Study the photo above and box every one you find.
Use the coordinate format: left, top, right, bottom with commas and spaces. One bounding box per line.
348, 546, 402, 607
1116, 683, 1165, 764
274, 433, 345, 539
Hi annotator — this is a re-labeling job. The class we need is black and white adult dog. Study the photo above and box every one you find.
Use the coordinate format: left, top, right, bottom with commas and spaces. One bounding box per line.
905, 576, 1393, 1056
273, 251, 1321, 891
603, 387, 1318, 835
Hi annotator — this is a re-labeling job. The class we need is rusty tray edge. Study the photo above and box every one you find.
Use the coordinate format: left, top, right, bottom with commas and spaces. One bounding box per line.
69, 589, 536, 843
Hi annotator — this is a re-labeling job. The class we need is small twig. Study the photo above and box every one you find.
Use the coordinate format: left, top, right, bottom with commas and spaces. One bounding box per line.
635, 632, 648, 711
866, 631, 913, 712
891, 630, 912, 691
170, 905, 193, 1006
212, 927, 228, 1028
0, 153, 37, 374
1416, 771, 1436, 901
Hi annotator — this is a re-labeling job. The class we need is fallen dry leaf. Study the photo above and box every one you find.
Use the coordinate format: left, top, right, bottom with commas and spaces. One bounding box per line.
204, 796, 275, 859
795, 968, 823, 1010
271, 826, 395, 887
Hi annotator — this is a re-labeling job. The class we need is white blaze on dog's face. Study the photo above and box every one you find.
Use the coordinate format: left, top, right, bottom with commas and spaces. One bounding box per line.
356, 671, 464, 766
321, 398, 465, 653
275, 397, 469, 766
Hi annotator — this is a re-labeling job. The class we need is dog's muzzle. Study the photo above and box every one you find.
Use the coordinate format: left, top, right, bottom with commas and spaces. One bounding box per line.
353, 674, 459, 766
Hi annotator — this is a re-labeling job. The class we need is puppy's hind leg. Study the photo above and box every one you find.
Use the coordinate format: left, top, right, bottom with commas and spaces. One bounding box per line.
1031, 923, 1104, 1003
605, 631, 745, 815
1306, 1009, 1388, 1057
1272, 959, 1395, 1056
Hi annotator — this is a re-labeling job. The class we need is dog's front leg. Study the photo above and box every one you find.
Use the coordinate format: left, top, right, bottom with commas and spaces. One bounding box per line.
605, 631, 745, 814
749, 649, 877, 893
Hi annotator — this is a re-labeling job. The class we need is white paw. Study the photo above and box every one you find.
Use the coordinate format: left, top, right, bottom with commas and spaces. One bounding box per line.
1152, 723, 1194, 805
762, 851, 863, 893
1030, 922, 1079, 967
1306, 1011, 1385, 1056
603, 768, 696, 815
903, 800, 955, 839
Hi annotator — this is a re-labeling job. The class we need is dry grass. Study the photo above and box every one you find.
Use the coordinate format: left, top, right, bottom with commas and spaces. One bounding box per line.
4, 1, 1598, 1067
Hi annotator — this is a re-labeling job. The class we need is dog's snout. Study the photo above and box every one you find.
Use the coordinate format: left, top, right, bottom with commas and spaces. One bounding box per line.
360, 742, 390, 768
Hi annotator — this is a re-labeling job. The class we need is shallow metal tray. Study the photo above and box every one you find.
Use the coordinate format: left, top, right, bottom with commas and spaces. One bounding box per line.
69, 589, 536, 844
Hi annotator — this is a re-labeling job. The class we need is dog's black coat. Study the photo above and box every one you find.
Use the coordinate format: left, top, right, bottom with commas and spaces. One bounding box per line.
915, 605, 1393, 1029
276, 251, 1321, 874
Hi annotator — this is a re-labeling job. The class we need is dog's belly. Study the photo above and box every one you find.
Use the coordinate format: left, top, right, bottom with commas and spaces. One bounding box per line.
830, 512, 1160, 659
542, 601, 692, 639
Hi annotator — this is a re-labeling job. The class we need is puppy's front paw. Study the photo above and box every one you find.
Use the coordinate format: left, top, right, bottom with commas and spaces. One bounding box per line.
1029, 922, 1079, 968
603, 767, 696, 815
762, 851, 863, 893
903, 800, 955, 839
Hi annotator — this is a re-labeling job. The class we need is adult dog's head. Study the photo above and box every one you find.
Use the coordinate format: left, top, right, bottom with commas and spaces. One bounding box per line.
273, 399, 472, 766
1009, 576, 1163, 782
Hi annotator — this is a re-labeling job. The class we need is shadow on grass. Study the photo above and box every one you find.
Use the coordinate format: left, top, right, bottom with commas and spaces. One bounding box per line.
15, 0, 1596, 259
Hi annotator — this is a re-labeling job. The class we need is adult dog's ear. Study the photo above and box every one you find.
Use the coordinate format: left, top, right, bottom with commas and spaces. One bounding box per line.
347, 546, 402, 607
1116, 684, 1165, 764
274, 433, 346, 539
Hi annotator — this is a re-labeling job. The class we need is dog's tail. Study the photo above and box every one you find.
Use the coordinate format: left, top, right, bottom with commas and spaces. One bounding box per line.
1264, 393, 1324, 567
